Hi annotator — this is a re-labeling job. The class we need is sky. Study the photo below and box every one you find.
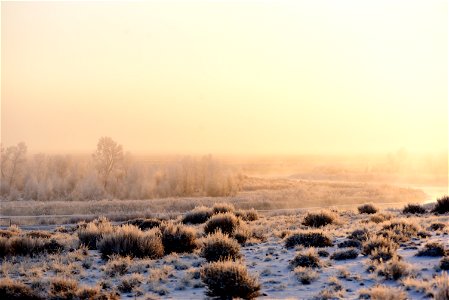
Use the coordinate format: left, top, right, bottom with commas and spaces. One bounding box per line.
1, 0, 448, 155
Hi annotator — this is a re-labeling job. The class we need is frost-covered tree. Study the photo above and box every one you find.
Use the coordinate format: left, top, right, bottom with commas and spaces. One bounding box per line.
92, 137, 124, 190
0, 142, 27, 194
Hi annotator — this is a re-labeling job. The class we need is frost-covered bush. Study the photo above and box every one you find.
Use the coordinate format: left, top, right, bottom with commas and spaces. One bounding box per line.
204, 213, 239, 235
331, 248, 359, 260
78, 217, 114, 249
358, 203, 378, 214
284, 230, 333, 248
290, 249, 322, 269
302, 211, 336, 228
200, 231, 241, 262
160, 223, 197, 254
182, 206, 213, 224
201, 261, 261, 299
402, 203, 426, 215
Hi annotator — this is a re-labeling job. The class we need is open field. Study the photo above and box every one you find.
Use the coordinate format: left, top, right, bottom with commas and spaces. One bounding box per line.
1, 198, 449, 299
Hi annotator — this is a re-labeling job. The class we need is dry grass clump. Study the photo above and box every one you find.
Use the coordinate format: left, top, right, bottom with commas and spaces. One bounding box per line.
416, 242, 446, 257
359, 285, 407, 300
233, 226, 253, 245
290, 249, 322, 269
380, 219, 420, 242
117, 273, 144, 293
78, 217, 114, 249
441, 257, 449, 270
204, 213, 239, 235
401, 277, 432, 294
182, 206, 213, 224
49, 278, 79, 299
433, 195, 449, 214
377, 257, 411, 280
200, 231, 241, 262
358, 203, 378, 214
338, 239, 362, 249
330, 248, 359, 260
402, 203, 427, 215
435, 272, 449, 300
235, 209, 259, 221
369, 212, 393, 224
201, 261, 260, 299
97, 225, 164, 259
76, 286, 118, 300
348, 228, 369, 242
293, 266, 319, 284
284, 230, 333, 248
430, 222, 446, 231
0, 278, 42, 300
103, 255, 132, 277
362, 236, 398, 261
212, 202, 235, 214
0, 236, 64, 258
302, 210, 336, 228
160, 222, 197, 254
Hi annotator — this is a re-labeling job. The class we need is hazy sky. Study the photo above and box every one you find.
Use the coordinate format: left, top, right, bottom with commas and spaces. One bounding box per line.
2, 0, 448, 155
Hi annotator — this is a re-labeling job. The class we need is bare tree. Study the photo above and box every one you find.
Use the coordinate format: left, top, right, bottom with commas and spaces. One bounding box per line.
0, 142, 27, 193
92, 137, 124, 190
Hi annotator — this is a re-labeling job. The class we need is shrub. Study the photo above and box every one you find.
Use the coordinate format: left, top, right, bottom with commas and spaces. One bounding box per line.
212, 203, 235, 214
97, 225, 164, 259
78, 218, 114, 249
435, 272, 449, 300
284, 230, 333, 248
330, 248, 359, 260
182, 206, 213, 224
359, 285, 407, 300
370, 246, 397, 262
358, 203, 378, 214
204, 213, 239, 235
235, 209, 259, 221
348, 228, 369, 242
104, 255, 132, 276
290, 249, 322, 269
117, 274, 144, 293
0, 278, 42, 300
317, 250, 330, 257
302, 211, 336, 228
430, 223, 446, 231
377, 257, 411, 280
76, 286, 118, 300
160, 223, 197, 254
200, 231, 241, 262
362, 236, 398, 257
380, 219, 420, 242
440, 257, 449, 271
402, 203, 426, 214
127, 218, 161, 230
233, 225, 253, 245
293, 267, 319, 284
370, 213, 392, 224
433, 195, 449, 214
338, 239, 362, 249
416, 242, 446, 257
49, 278, 78, 299
0, 236, 64, 258
201, 261, 261, 299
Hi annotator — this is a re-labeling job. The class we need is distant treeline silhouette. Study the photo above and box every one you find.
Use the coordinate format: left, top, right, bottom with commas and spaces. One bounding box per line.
0, 138, 241, 201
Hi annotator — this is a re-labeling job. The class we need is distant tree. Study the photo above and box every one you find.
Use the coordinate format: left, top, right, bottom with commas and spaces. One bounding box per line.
0, 142, 27, 193
92, 137, 124, 190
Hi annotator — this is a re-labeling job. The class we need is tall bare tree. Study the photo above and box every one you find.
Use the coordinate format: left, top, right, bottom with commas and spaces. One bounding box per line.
0, 142, 27, 193
92, 137, 123, 190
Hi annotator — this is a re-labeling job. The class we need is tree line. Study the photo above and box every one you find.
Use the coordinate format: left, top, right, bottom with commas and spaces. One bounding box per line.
0, 137, 241, 201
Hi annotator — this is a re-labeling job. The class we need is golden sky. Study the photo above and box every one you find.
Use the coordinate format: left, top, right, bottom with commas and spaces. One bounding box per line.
1, 0, 448, 155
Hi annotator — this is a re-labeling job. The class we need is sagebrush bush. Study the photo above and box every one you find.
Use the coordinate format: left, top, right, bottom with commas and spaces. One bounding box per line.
302, 211, 336, 228
160, 222, 197, 254
370, 246, 397, 262
284, 230, 333, 248
435, 272, 449, 300
380, 219, 420, 242
441, 257, 449, 270
330, 248, 359, 260
294, 267, 319, 284
182, 206, 213, 224
402, 203, 426, 215
235, 209, 259, 221
204, 213, 239, 235
362, 236, 398, 258
416, 242, 446, 257
290, 249, 322, 269
78, 217, 114, 249
212, 203, 235, 214
430, 223, 446, 231
377, 257, 411, 280
0, 278, 42, 300
104, 255, 132, 277
348, 228, 369, 242
433, 196, 449, 214
359, 285, 407, 300
0, 236, 64, 258
201, 261, 261, 299
97, 225, 164, 259
358, 203, 378, 214
338, 239, 362, 249
233, 225, 253, 245
49, 278, 78, 299
370, 213, 392, 224
127, 218, 161, 230
200, 231, 241, 262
